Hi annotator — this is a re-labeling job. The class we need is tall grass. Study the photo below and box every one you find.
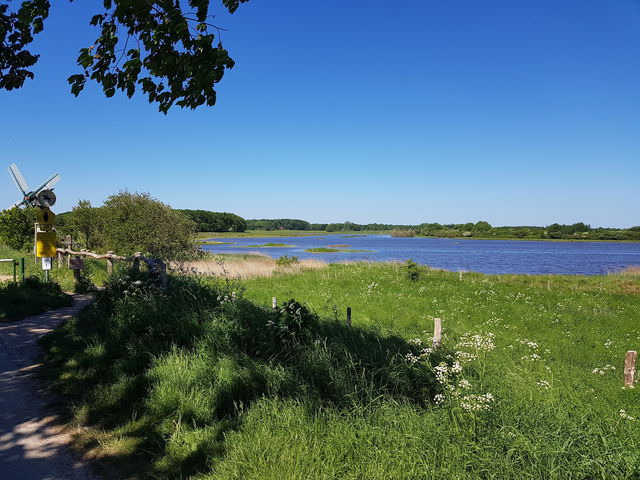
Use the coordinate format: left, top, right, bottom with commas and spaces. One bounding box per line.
42, 268, 441, 479
41, 262, 640, 479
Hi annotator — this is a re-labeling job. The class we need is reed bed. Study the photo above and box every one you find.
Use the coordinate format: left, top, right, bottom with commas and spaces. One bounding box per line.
171, 254, 327, 278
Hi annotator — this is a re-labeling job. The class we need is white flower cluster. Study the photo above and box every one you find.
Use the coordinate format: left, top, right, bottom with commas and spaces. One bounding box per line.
456, 332, 496, 352
217, 291, 237, 304
604, 339, 614, 348
518, 339, 539, 349
536, 380, 551, 390
619, 409, 635, 421
592, 365, 616, 375
460, 393, 494, 412
521, 353, 542, 362
408, 338, 423, 346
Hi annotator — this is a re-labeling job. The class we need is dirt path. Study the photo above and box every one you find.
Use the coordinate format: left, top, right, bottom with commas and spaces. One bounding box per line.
0, 294, 97, 479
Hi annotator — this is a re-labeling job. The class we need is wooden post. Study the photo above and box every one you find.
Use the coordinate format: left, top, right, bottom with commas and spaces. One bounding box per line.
106, 251, 114, 275
158, 260, 167, 289
459, 271, 462, 281
272, 297, 277, 310
547, 280, 551, 291
132, 252, 141, 272
346, 307, 352, 327
432, 317, 442, 348
73, 255, 81, 286
624, 351, 637, 388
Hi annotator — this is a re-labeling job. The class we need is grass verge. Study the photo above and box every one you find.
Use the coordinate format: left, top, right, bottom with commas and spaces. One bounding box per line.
1, 277, 72, 321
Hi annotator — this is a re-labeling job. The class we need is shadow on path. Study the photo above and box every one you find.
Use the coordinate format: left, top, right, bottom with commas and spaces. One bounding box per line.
0, 295, 96, 479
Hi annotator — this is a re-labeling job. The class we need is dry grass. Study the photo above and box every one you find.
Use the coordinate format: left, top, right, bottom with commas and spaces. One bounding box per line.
170, 255, 327, 279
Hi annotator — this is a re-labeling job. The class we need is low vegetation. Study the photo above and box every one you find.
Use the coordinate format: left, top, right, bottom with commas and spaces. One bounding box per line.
305, 247, 373, 253
0, 277, 72, 321
41, 261, 640, 478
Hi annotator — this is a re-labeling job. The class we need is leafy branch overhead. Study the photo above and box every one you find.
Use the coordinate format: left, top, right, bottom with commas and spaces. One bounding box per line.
0, 0, 250, 113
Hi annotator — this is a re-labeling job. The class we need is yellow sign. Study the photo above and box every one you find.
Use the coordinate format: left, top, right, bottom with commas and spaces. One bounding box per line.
36, 231, 57, 258
37, 207, 56, 231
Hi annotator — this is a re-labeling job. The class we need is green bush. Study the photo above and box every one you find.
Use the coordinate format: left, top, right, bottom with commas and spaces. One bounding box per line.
275, 255, 299, 267
0, 207, 37, 250
405, 259, 421, 281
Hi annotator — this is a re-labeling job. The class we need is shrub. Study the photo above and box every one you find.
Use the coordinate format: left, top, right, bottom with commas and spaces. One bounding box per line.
405, 259, 421, 281
0, 206, 37, 250
276, 255, 299, 267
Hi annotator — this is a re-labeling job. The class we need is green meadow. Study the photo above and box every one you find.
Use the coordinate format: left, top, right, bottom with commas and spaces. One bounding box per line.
38, 260, 640, 479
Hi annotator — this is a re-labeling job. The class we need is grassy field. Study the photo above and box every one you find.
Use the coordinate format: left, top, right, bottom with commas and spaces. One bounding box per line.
39, 261, 640, 479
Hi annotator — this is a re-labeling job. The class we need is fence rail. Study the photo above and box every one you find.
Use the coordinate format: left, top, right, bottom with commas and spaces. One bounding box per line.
0, 258, 25, 282
56, 248, 167, 288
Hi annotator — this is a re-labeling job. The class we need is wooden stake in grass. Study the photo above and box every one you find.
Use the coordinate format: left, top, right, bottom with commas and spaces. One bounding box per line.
432, 317, 442, 349
547, 280, 551, 291
624, 351, 637, 388
272, 297, 277, 310
346, 307, 352, 327
106, 251, 114, 275
459, 271, 462, 281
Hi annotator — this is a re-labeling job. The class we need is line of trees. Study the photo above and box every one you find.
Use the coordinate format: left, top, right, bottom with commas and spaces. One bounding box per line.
245, 218, 640, 241
179, 210, 246, 232
418, 221, 640, 241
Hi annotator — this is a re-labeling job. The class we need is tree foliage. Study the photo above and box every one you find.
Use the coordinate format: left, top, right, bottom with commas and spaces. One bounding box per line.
100, 191, 196, 259
1, 0, 250, 112
179, 209, 246, 232
0, 206, 36, 250
63, 199, 101, 249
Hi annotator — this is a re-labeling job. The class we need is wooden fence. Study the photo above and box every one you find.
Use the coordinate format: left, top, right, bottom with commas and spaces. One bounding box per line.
56, 248, 167, 288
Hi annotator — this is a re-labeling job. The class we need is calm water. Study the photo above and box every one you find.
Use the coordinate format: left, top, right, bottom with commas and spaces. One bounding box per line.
201, 235, 640, 275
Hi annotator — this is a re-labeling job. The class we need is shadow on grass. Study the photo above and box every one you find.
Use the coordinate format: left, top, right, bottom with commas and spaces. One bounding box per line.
40, 273, 445, 479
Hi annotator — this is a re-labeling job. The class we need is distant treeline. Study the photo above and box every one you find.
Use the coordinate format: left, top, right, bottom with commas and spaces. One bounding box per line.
179, 210, 246, 232
417, 221, 640, 241
248, 218, 640, 241
246, 219, 415, 232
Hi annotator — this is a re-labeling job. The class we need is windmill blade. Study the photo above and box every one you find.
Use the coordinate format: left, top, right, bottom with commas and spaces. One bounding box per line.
7, 163, 30, 195
33, 173, 61, 194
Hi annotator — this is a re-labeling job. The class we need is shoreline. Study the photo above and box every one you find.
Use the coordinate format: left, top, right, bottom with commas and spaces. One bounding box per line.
197, 230, 640, 245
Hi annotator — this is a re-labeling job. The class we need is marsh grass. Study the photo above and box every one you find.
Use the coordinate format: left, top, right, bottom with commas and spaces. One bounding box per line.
171, 254, 326, 279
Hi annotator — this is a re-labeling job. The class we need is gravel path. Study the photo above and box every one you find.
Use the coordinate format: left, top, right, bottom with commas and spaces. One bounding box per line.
0, 294, 97, 480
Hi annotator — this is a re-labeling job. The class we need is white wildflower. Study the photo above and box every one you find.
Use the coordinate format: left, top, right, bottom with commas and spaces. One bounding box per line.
619, 409, 635, 421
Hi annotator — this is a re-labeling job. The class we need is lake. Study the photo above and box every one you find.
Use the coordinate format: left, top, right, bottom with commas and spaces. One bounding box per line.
201, 235, 640, 275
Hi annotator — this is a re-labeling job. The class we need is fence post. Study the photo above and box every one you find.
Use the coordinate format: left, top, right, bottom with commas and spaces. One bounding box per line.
73, 255, 81, 287
432, 317, 442, 348
346, 307, 352, 327
158, 260, 167, 289
132, 252, 141, 272
624, 351, 637, 388
459, 271, 462, 281
19, 257, 25, 281
272, 297, 277, 310
547, 280, 551, 291
106, 251, 114, 275
12, 260, 17, 282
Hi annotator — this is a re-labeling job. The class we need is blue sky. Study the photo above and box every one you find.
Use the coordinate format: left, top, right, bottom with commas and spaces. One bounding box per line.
1, 0, 639, 227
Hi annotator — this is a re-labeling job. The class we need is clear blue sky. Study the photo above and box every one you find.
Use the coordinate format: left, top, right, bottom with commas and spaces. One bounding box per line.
1, 0, 639, 227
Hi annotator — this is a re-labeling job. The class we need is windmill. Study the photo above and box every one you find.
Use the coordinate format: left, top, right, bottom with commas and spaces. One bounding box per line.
7, 163, 60, 209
